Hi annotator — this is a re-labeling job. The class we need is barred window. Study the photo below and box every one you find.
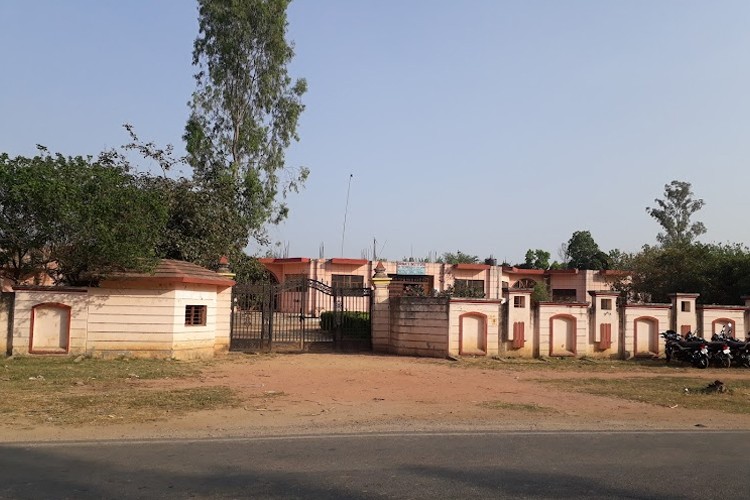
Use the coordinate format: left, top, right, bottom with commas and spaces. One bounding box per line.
453, 279, 485, 298
332, 274, 364, 289
185, 305, 207, 326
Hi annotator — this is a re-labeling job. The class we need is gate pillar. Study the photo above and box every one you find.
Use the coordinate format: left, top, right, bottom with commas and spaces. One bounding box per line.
371, 262, 392, 353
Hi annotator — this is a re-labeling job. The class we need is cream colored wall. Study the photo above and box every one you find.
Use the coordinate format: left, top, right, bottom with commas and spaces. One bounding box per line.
538, 303, 590, 357
622, 305, 671, 359
214, 287, 233, 354
670, 294, 698, 333
11, 289, 90, 356
87, 287, 176, 357
504, 290, 534, 357
588, 293, 620, 358
0, 293, 11, 355
172, 285, 220, 359
700, 307, 746, 337
448, 300, 501, 357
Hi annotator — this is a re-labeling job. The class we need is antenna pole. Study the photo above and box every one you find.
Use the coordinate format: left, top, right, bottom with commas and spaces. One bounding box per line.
340, 174, 353, 256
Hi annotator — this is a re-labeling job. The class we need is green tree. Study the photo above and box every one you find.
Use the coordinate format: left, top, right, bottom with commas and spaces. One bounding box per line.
0, 151, 59, 284
0, 149, 168, 286
623, 242, 750, 305
564, 231, 610, 270
440, 251, 480, 264
519, 249, 551, 269
531, 281, 550, 304
184, 0, 308, 254
646, 180, 706, 246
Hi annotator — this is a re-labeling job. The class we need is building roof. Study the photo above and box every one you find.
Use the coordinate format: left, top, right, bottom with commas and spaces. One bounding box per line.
101, 259, 235, 288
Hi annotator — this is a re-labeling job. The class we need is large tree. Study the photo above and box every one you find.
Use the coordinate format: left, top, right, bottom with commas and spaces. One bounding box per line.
184, 0, 308, 254
619, 242, 750, 305
0, 149, 168, 286
646, 180, 706, 246
564, 230, 610, 270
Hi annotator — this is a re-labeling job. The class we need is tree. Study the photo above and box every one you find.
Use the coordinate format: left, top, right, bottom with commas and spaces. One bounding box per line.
184, 0, 308, 255
0, 149, 168, 286
565, 231, 610, 270
518, 249, 551, 270
440, 251, 479, 264
622, 242, 750, 305
0, 151, 59, 284
646, 180, 706, 246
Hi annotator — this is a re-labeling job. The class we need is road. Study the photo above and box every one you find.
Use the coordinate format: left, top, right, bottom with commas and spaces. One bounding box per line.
0, 431, 746, 499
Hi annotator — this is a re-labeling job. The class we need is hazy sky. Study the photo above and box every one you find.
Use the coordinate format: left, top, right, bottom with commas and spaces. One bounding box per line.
2, 1, 749, 264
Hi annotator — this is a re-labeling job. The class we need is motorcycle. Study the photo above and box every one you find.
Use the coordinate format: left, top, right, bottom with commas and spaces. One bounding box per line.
662, 330, 709, 369
712, 328, 750, 368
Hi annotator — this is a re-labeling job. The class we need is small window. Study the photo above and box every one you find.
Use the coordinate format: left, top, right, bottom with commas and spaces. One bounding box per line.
513, 296, 526, 308
601, 298, 612, 310
185, 305, 207, 326
681, 301, 691, 312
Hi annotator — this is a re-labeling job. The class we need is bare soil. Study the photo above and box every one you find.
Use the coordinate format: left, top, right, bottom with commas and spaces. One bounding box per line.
3, 353, 750, 443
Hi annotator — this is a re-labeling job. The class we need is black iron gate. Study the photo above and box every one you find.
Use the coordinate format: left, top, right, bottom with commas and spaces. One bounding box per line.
230, 278, 372, 352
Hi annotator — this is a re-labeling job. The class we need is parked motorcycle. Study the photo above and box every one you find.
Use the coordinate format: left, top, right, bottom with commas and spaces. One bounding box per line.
662, 330, 709, 369
712, 329, 750, 368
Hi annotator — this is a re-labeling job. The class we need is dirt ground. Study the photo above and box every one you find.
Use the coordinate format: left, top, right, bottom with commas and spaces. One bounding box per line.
3, 352, 750, 443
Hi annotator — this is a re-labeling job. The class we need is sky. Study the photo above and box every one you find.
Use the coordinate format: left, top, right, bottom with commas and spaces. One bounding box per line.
2, 0, 750, 264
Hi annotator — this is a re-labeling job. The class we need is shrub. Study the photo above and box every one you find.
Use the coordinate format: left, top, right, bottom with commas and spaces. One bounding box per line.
320, 311, 371, 337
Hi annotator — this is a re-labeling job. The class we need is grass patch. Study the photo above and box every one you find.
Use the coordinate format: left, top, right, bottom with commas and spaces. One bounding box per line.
453, 356, 679, 373
538, 376, 750, 414
479, 401, 550, 413
0, 357, 238, 426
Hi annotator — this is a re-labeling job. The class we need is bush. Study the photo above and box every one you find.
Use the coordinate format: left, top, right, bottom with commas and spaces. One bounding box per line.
320, 311, 371, 337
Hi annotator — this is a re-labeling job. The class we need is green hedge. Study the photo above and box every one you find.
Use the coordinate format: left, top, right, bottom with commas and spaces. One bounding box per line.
320, 311, 371, 337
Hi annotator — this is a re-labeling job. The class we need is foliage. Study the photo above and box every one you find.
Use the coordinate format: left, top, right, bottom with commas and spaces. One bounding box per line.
621, 242, 750, 305
564, 230, 610, 270
0, 149, 168, 286
184, 0, 308, 251
0, 151, 59, 284
531, 281, 550, 304
518, 249, 551, 270
229, 253, 271, 283
319, 311, 371, 337
646, 180, 706, 246
440, 250, 479, 264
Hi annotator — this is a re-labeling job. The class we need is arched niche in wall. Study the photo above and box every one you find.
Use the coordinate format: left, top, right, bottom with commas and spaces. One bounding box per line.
30, 303, 71, 354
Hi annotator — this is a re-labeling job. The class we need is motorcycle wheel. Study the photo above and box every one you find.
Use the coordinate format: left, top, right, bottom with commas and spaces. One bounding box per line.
720, 356, 731, 369
741, 354, 750, 368
694, 356, 709, 369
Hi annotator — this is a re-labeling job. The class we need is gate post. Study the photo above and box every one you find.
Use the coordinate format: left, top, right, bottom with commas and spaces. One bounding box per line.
371, 262, 392, 353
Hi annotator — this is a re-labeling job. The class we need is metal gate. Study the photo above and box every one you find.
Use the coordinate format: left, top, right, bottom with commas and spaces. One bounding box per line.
230, 278, 372, 352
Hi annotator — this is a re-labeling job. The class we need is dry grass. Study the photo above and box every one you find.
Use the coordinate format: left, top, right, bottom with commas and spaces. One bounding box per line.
478, 401, 552, 413
537, 376, 750, 414
453, 356, 681, 373
0, 357, 239, 426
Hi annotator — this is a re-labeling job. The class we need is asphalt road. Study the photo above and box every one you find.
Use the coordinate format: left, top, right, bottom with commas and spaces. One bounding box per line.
0, 431, 747, 499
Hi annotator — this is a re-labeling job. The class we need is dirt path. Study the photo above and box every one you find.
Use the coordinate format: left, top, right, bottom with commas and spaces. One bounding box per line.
3, 353, 750, 443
